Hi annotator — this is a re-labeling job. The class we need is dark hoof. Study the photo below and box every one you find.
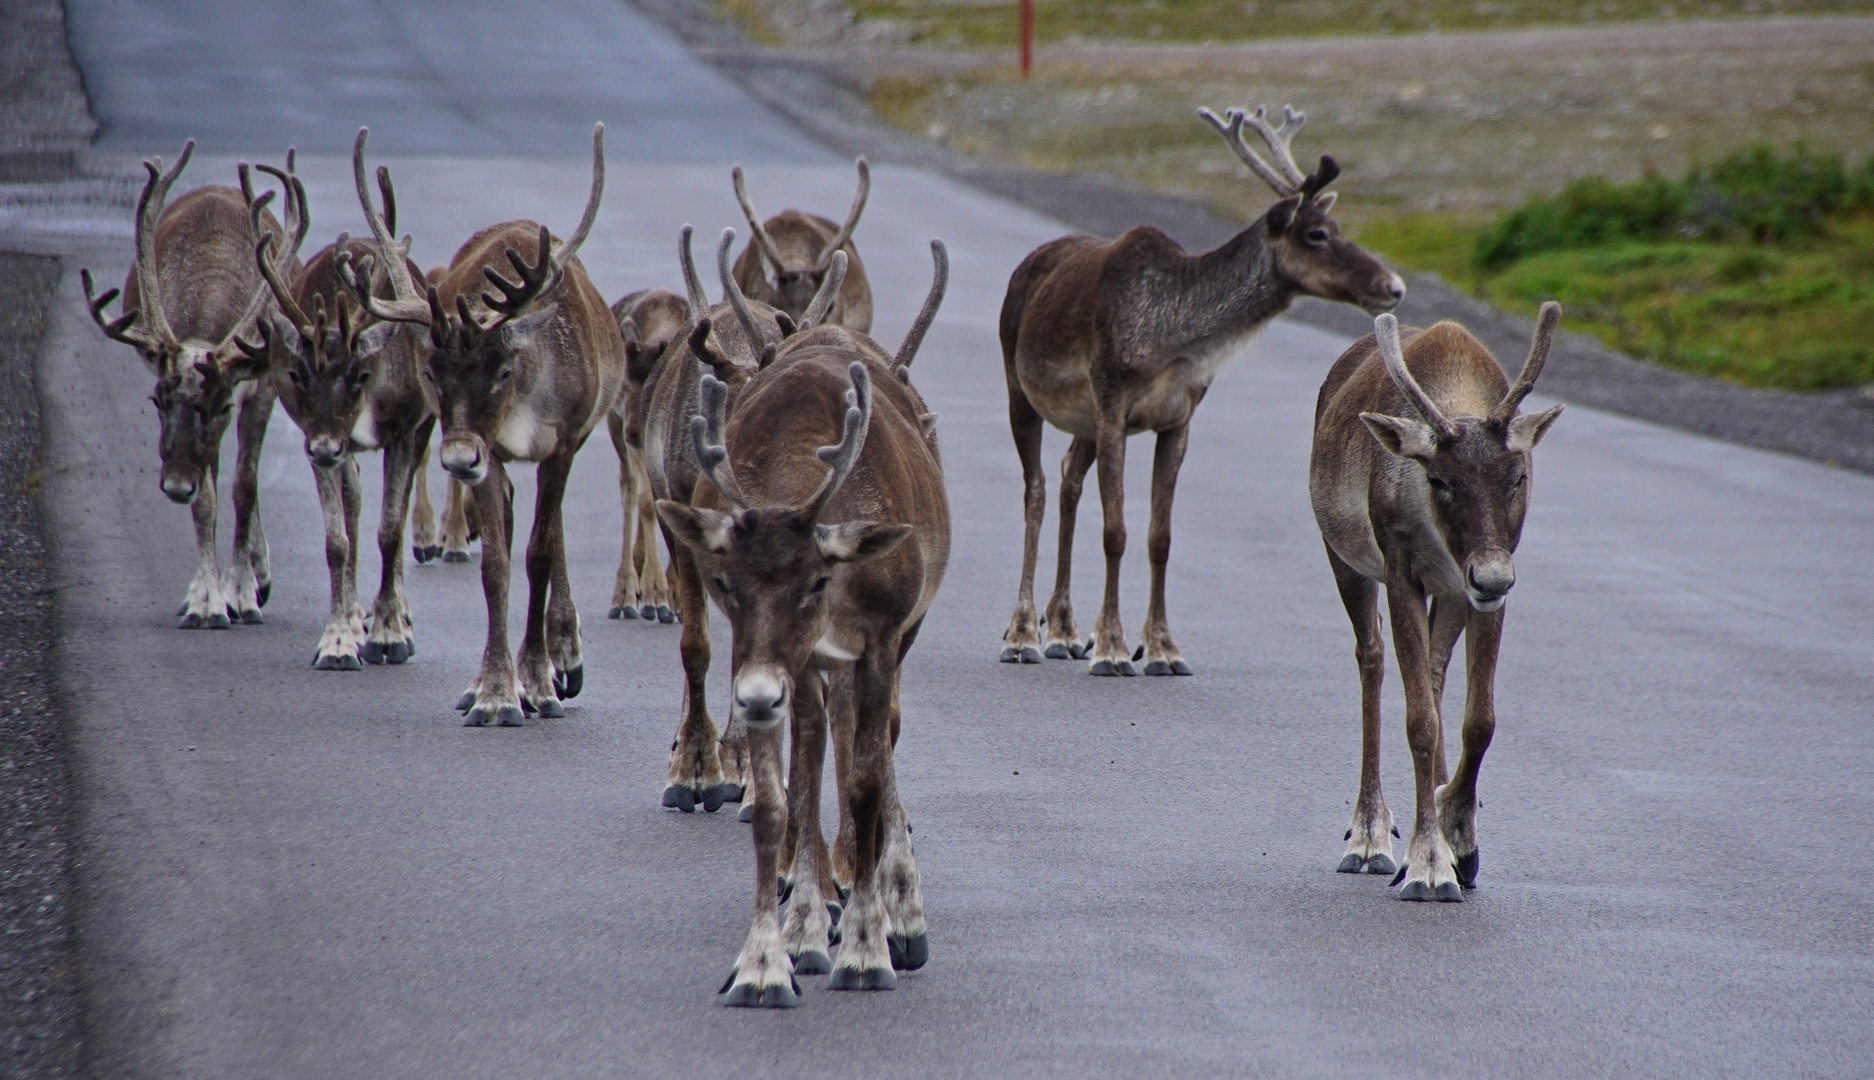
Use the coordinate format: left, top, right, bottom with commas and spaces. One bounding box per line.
1365, 853, 1397, 876
553, 665, 583, 700
656, 606, 676, 624
663, 785, 697, 813
790, 950, 832, 976
380, 640, 414, 665
1070, 639, 1091, 659
1336, 853, 1366, 874
888, 932, 928, 971
1455, 849, 1479, 889
495, 704, 525, 727
1398, 880, 1433, 902
204, 612, 232, 630
533, 697, 565, 719
1132, 644, 1145, 662
313, 653, 363, 672
717, 783, 744, 804
454, 690, 476, 713
1435, 881, 1465, 902
1143, 660, 1172, 676
238, 609, 264, 625
441, 550, 470, 564
360, 641, 385, 665
412, 545, 430, 564
721, 980, 799, 1008
256, 581, 271, 607
609, 605, 635, 620
998, 646, 1023, 664
829, 965, 896, 991
738, 802, 756, 823
702, 783, 739, 814
1043, 643, 1071, 660
413, 545, 442, 564
1169, 660, 1193, 675
1088, 659, 1137, 677
520, 697, 537, 717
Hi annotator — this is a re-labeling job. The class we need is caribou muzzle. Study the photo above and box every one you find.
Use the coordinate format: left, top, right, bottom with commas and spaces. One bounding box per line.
1465, 554, 1516, 612
439, 436, 487, 485
305, 434, 346, 470
1365, 271, 1408, 315
731, 665, 790, 730
159, 475, 197, 504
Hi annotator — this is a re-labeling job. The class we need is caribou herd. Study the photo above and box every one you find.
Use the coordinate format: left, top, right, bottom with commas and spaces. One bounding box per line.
82, 102, 1565, 1006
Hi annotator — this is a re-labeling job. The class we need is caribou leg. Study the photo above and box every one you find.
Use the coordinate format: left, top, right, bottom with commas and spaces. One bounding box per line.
633, 450, 674, 622
460, 464, 523, 727
606, 414, 642, 620
543, 451, 585, 704
829, 642, 900, 991
225, 381, 273, 623
1426, 595, 1467, 788
1388, 582, 1462, 902
1436, 606, 1502, 891
781, 669, 836, 975
720, 710, 797, 1008
1086, 410, 1134, 676
439, 475, 473, 562
409, 436, 442, 564
362, 426, 423, 665
514, 452, 576, 717
178, 466, 231, 629
1042, 436, 1095, 660
309, 461, 365, 669
1329, 546, 1394, 875
998, 386, 1046, 664
662, 535, 729, 811
1138, 424, 1193, 675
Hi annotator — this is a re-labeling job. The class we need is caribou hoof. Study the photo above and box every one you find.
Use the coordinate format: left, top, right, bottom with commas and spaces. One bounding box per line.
1043, 643, 1072, 660
532, 697, 565, 719
553, 665, 583, 700
828, 964, 896, 992
1088, 659, 1136, 677
1455, 849, 1479, 889
313, 652, 363, 671
999, 645, 1041, 664
180, 611, 232, 630
1143, 659, 1193, 676
638, 603, 657, 621
789, 949, 832, 976
656, 605, 676, 624
413, 545, 442, 564
237, 608, 264, 625
1365, 853, 1397, 876
720, 976, 800, 1009
256, 581, 271, 607
609, 605, 636, 620
738, 802, 756, 823
361, 640, 414, 665
441, 550, 470, 564
663, 785, 698, 813
454, 690, 476, 713
888, 932, 929, 971
464, 702, 525, 727
1336, 853, 1366, 874
702, 783, 741, 814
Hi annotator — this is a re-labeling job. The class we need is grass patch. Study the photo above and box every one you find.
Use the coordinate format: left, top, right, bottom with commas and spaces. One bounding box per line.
850, 0, 1874, 47
1356, 148, 1874, 390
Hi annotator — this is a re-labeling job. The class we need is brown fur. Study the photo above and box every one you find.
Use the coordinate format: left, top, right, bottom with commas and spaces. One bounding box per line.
730, 160, 873, 332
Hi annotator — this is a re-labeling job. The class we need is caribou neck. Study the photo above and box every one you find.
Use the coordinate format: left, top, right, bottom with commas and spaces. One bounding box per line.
1183, 223, 1295, 344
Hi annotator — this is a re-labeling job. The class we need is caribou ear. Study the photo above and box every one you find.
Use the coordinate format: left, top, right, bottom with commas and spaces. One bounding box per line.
225, 346, 272, 386
1313, 190, 1338, 213
625, 339, 665, 387
655, 500, 733, 553
497, 304, 557, 351
815, 521, 912, 564
1506, 404, 1564, 452
351, 321, 397, 363
1266, 194, 1303, 236
1360, 412, 1439, 460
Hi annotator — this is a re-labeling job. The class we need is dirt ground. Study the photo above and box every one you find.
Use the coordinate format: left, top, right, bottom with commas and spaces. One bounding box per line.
721, 11, 1874, 223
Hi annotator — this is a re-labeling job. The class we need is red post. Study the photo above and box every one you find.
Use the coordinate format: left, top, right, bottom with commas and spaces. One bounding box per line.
1019, 0, 1034, 76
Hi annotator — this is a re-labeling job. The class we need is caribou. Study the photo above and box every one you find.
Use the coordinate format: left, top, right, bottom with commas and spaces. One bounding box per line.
340, 124, 623, 726
731, 158, 873, 332
607, 287, 690, 622
244, 147, 440, 670
656, 286, 950, 1005
80, 141, 285, 629
996, 104, 1406, 676
1310, 306, 1564, 900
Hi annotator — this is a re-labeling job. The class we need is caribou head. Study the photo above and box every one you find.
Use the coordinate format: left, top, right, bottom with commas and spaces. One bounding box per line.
657, 363, 910, 731
1360, 306, 1565, 611
338, 125, 603, 487
82, 145, 290, 503
1199, 105, 1405, 315
731, 158, 868, 322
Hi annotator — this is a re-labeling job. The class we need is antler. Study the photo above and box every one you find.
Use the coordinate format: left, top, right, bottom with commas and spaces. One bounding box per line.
478, 224, 557, 328
813, 158, 870, 274
801, 361, 873, 521
1491, 302, 1562, 425
78, 268, 149, 350
346, 128, 429, 324
1198, 105, 1313, 196
240, 156, 312, 335
800, 250, 846, 330
689, 372, 750, 512
1373, 313, 1457, 442
896, 239, 948, 370
109, 141, 196, 355
678, 225, 710, 321
716, 228, 766, 365
253, 232, 311, 333
731, 165, 786, 274
546, 122, 604, 277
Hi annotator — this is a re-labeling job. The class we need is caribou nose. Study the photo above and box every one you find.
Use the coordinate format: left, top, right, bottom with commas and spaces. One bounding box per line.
306, 436, 345, 469
732, 669, 790, 729
1466, 556, 1516, 610
439, 441, 484, 483
160, 477, 196, 504
1380, 273, 1407, 307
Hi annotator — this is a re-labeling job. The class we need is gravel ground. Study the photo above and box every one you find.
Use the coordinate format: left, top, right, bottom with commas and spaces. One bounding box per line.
634, 0, 1874, 473
0, 251, 80, 1080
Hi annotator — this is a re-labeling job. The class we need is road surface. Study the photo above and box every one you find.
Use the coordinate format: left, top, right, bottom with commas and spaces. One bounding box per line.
21, 0, 1874, 1075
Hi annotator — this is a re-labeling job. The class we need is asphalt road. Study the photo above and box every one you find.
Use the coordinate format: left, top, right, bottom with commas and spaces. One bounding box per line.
30, 1, 1874, 1076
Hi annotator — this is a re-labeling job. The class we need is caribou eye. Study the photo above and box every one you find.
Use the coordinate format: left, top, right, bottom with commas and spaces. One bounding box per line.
808, 576, 830, 596
1427, 476, 1451, 495
712, 575, 733, 597
1306, 228, 1329, 245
